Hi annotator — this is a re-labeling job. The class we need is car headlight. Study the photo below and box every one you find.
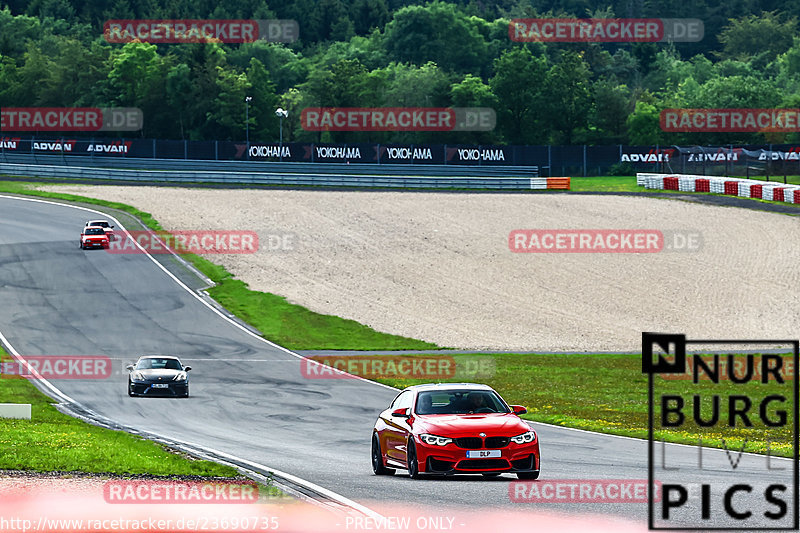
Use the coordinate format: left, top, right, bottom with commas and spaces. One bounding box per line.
131, 371, 145, 382
173, 372, 187, 381
420, 434, 452, 446
511, 430, 536, 444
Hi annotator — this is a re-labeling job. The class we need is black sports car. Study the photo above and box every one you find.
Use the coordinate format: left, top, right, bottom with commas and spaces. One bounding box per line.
126, 355, 191, 397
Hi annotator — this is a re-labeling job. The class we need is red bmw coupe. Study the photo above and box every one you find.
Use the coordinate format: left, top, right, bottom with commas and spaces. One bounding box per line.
371, 383, 540, 479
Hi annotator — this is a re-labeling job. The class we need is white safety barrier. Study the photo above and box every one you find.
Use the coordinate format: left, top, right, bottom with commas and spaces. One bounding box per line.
763, 186, 779, 201
0, 404, 31, 419
678, 177, 696, 192
646, 175, 664, 189
737, 181, 752, 198
709, 178, 727, 194
637, 173, 658, 186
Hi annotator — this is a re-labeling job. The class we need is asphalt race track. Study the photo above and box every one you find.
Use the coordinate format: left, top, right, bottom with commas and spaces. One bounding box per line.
0, 194, 796, 530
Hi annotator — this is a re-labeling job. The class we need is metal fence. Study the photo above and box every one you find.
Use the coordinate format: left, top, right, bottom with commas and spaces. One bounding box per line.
4, 137, 800, 177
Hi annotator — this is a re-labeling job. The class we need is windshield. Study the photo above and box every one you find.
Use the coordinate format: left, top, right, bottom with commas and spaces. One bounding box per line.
90, 221, 109, 228
84, 228, 105, 235
135, 358, 182, 370
415, 390, 510, 415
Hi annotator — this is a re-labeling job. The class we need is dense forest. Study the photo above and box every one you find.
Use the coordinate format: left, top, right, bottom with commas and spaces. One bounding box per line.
1, 0, 800, 145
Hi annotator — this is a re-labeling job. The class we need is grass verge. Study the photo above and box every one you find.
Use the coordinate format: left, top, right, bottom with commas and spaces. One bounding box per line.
570, 176, 651, 192
0, 347, 240, 475
367, 352, 795, 458
571, 174, 800, 193
0, 180, 440, 351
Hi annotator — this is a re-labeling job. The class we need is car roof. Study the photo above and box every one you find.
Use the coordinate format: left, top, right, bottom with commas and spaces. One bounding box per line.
87, 219, 109, 223
137, 355, 182, 360
402, 383, 494, 393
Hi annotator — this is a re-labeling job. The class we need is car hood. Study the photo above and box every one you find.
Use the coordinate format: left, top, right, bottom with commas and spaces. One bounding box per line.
414, 414, 530, 436
134, 369, 183, 380
83, 234, 108, 239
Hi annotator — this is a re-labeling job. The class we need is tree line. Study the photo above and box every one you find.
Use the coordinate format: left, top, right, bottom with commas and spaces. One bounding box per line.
1, 1, 800, 145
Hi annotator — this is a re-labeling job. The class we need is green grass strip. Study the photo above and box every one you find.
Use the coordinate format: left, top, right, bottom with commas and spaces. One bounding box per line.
569, 176, 651, 192
369, 352, 795, 458
0, 346, 239, 475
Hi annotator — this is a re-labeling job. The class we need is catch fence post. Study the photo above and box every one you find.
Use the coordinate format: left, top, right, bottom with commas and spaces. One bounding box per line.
582, 145, 586, 176
767, 144, 771, 180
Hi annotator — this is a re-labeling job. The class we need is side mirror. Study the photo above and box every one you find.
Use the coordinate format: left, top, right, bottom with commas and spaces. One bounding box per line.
111, 225, 115, 228
511, 405, 527, 415
184, 366, 192, 372
125, 364, 134, 372
391, 408, 410, 418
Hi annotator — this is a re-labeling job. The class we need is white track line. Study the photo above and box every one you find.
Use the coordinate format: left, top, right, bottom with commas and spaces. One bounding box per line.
0, 193, 389, 519
4, 193, 787, 497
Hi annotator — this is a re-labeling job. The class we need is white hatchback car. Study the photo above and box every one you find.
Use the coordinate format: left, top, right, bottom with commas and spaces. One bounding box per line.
85, 220, 116, 241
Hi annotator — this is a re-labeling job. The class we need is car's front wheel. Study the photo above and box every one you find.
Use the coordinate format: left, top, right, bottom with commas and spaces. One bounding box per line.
371, 434, 394, 476
517, 471, 540, 480
127, 381, 134, 397
407, 440, 421, 479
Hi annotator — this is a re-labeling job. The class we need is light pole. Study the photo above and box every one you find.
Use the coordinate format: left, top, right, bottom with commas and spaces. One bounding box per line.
275, 107, 288, 161
245, 96, 252, 159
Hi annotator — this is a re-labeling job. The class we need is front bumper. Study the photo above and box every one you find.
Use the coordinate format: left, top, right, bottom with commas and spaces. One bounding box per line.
129, 381, 188, 396
416, 439, 540, 474
83, 240, 109, 248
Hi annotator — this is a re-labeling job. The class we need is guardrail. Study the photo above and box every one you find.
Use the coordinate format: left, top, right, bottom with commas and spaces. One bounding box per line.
0, 156, 572, 190
0, 153, 537, 177
0, 162, 571, 190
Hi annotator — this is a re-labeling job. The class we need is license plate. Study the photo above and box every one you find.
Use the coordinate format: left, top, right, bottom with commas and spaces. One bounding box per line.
466, 449, 501, 458
152, 384, 169, 389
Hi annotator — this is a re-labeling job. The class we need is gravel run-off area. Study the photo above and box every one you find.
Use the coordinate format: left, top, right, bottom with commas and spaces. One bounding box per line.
40, 186, 800, 352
